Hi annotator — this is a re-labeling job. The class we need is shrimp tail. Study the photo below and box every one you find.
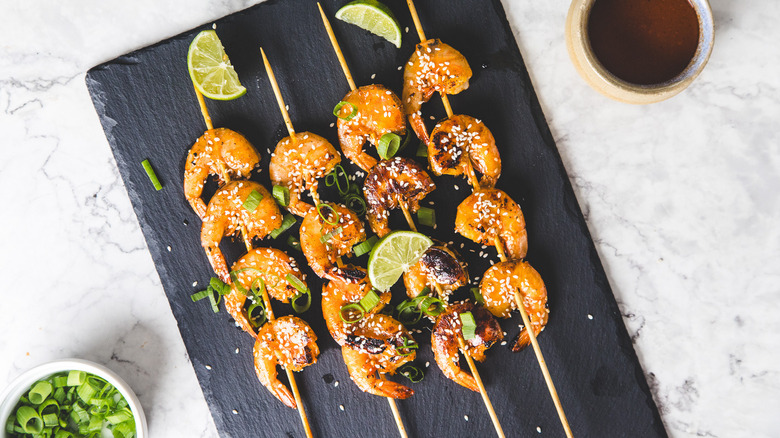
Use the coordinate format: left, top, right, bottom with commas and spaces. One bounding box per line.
224, 290, 257, 338
253, 333, 297, 409
432, 337, 479, 392
408, 113, 430, 145
342, 346, 414, 399
204, 245, 231, 284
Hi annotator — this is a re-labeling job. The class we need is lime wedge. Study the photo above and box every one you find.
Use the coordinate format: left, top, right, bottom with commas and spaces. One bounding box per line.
368, 231, 433, 291
335, 0, 402, 49
187, 30, 247, 100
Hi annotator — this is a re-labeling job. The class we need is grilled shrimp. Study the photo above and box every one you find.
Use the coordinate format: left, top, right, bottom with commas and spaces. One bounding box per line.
253, 316, 319, 409
402, 39, 473, 144
201, 182, 283, 283
269, 132, 341, 217
300, 202, 366, 280
184, 128, 261, 219
403, 245, 469, 301
226, 248, 307, 337
455, 188, 527, 260
321, 266, 392, 348
340, 314, 417, 399
429, 115, 501, 188
480, 260, 549, 352
432, 301, 503, 392
363, 157, 436, 237
337, 85, 406, 172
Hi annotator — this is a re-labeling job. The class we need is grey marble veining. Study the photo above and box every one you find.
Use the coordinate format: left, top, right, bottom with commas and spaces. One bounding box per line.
2, 1, 779, 437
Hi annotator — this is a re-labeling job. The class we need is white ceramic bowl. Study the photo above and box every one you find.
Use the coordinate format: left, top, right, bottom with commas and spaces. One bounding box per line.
0, 359, 148, 438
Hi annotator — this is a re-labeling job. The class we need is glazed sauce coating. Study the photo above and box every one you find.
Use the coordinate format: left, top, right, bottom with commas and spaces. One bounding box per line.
588, 0, 700, 85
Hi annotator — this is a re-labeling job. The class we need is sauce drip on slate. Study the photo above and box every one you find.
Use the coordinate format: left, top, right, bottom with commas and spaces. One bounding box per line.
588, 0, 700, 85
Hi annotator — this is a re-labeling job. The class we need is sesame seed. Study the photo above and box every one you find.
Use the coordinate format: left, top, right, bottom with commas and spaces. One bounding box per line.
537, 427, 542, 433
339, 405, 345, 411
464, 415, 469, 421
588, 314, 593, 320
232, 409, 238, 415
205, 365, 212, 370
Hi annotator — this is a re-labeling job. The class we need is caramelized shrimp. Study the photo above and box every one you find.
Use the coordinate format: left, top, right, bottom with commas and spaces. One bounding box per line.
455, 188, 527, 260
337, 85, 406, 172
201, 181, 283, 282
363, 157, 436, 237
226, 248, 307, 337
340, 314, 417, 399
299, 203, 366, 280
402, 39, 473, 144
432, 302, 503, 392
321, 266, 392, 348
403, 245, 469, 301
184, 128, 261, 219
480, 260, 549, 352
429, 114, 501, 188
269, 132, 341, 217
253, 316, 319, 408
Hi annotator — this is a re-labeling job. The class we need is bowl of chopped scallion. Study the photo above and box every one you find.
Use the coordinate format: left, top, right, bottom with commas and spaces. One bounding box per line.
0, 359, 147, 438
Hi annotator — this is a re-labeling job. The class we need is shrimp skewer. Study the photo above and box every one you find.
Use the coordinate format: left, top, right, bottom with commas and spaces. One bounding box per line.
316, 10, 414, 436
405, 2, 574, 436
191, 55, 315, 438
318, 3, 406, 174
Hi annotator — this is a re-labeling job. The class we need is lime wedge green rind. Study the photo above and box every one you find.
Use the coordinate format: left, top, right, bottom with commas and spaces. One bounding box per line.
368, 231, 433, 291
335, 0, 403, 49
187, 30, 247, 101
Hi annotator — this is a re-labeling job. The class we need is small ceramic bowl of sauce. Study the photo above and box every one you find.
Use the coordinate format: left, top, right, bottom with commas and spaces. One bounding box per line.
566, 0, 714, 104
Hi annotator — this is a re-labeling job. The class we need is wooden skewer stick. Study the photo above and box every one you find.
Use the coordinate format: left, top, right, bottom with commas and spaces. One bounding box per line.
333, 258, 409, 438
318, 3, 357, 92
261, 47, 322, 207
193, 85, 214, 130
387, 398, 409, 438
492, 237, 573, 438
243, 236, 313, 438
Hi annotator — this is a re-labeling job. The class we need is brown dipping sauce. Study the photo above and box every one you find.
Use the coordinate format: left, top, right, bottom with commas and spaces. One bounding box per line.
588, 0, 700, 85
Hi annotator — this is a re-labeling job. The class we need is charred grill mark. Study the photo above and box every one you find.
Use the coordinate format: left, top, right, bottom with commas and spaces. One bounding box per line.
420, 247, 467, 286
345, 335, 387, 354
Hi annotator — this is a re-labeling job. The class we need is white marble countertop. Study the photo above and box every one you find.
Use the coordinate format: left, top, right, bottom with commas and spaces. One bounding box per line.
1, 0, 778, 437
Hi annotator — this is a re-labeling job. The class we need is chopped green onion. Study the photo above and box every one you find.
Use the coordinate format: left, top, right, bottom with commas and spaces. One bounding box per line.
286, 273, 308, 295
272, 185, 290, 207
287, 235, 301, 251
460, 311, 477, 340
471, 287, 484, 305
377, 133, 401, 160
291, 290, 311, 313
333, 101, 358, 121
16, 406, 43, 434
270, 214, 296, 239
141, 159, 162, 191
345, 194, 367, 216
416, 207, 436, 228
353, 236, 379, 257
28, 381, 52, 405
416, 141, 428, 157
339, 303, 364, 324
317, 203, 340, 225
359, 290, 381, 312
111, 420, 136, 438
76, 379, 99, 404
320, 226, 343, 244
247, 302, 268, 328
418, 296, 445, 317
105, 408, 133, 425
190, 287, 221, 313
242, 189, 263, 212
399, 364, 424, 382
398, 336, 418, 356
419, 287, 431, 297
67, 371, 86, 387
209, 277, 231, 295
52, 376, 68, 388
54, 429, 74, 438
325, 164, 350, 195
396, 300, 423, 325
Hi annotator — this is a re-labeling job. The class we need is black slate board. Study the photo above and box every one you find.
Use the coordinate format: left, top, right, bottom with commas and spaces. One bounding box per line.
86, 0, 667, 436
